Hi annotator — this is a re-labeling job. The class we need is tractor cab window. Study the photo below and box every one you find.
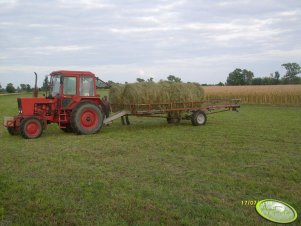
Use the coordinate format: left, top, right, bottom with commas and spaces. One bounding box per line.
63, 77, 76, 95
80, 77, 94, 96
51, 75, 61, 96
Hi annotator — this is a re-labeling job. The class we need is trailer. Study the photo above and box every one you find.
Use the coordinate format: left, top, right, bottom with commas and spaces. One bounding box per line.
104, 99, 240, 126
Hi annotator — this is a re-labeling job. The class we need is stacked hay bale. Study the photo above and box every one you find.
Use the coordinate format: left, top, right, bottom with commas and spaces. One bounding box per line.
109, 81, 204, 112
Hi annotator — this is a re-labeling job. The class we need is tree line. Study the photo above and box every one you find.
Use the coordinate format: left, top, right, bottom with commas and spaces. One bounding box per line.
132, 62, 301, 86
226, 63, 301, 86
1, 62, 300, 93
0, 83, 33, 93
0, 76, 49, 93
107, 75, 183, 86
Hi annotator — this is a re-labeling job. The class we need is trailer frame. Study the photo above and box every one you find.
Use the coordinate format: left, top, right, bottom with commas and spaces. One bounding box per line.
104, 99, 240, 125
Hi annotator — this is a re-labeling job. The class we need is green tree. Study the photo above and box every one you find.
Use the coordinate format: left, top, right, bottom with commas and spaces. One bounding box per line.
147, 77, 154, 82
227, 69, 244, 85
107, 80, 116, 85
281, 63, 301, 84
42, 76, 49, 91
274, 71, 280, 80
136, 78, 145, 82
20, 84, 27, 91
26, 84, 31, 92
227, 68, 254, 85
251, 77, 263, 85
6, 83, 16, 93
167, 75, 181, 82
243, 69, 254, 85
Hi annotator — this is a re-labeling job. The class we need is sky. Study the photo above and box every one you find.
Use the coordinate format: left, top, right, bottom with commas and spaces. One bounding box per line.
0, 0, 301, 87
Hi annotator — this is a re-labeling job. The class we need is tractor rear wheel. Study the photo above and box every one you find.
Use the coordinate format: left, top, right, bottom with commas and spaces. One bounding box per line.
7, 127, 19, 135
71, 102, 103, 135
20, 117, 43, 139
191, 111, 207, 126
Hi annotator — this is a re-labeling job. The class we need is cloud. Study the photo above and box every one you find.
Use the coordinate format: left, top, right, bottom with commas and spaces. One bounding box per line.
0, 0, 300, 86
217, 0, 251, 7
11, 45, 93, 55
0, 0, 18, 8
57, 0, 113, 9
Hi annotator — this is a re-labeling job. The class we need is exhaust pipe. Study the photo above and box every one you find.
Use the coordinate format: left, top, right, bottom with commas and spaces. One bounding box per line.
33, 72, 38, 97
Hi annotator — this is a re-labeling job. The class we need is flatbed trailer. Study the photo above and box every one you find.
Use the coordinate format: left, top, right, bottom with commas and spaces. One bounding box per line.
104, 99, 240, 126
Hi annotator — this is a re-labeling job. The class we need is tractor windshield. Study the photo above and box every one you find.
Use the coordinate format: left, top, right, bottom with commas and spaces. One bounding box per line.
80, 76, 94, 96
51, 75, 61, 96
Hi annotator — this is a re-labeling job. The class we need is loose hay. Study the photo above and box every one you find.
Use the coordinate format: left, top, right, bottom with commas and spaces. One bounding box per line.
109, 81, 204, 112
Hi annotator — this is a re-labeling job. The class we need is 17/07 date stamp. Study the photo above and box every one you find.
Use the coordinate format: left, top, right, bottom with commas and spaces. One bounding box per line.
241, 200, 257, 206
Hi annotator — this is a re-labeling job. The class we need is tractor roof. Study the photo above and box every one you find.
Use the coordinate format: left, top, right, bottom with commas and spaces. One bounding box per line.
51, 70, 95, 77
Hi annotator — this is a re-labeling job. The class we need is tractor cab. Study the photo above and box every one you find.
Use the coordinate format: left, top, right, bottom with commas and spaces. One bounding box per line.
4, 70, 110, 139
49, 71, 96, 99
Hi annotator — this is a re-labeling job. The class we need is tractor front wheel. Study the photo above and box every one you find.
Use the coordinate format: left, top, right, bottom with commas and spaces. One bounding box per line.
71, 102, 104, 135
20, 117, 43, 139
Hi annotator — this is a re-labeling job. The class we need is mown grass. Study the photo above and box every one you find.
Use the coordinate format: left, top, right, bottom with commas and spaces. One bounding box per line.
0, 93, 300, 225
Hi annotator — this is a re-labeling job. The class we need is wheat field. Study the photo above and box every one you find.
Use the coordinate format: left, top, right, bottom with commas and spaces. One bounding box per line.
204, 85, 301, 105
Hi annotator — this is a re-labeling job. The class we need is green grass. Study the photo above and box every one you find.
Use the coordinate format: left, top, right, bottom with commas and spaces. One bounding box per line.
0, 93, 300, 225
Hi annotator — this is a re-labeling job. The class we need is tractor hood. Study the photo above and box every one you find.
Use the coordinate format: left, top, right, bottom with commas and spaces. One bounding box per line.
18, 97, 55, 116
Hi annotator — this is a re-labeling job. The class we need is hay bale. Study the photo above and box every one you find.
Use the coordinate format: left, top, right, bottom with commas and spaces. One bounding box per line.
109, 81, 204, 111
108, 84, 125, 104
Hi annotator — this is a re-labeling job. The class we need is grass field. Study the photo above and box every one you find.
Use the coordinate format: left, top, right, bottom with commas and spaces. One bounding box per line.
204, 85, 301, 105
0, 93, 301, 225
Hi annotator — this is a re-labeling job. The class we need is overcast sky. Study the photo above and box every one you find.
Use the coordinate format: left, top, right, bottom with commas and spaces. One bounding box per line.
0, 0, 301, 87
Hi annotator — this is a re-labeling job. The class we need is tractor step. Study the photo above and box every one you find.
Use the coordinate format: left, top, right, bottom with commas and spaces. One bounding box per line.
59, 110, 68, 128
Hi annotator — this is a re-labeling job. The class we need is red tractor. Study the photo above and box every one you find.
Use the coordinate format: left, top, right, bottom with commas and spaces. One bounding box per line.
4, 70, 110, 139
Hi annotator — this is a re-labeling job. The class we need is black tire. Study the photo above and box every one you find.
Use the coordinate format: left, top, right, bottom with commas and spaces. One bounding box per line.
167, 117, 181, 124
20, 117, 43, 139
7, 127, 19, 135
60, 124, 73, 133
191, 111, 207, 126
71, 102, 104, 135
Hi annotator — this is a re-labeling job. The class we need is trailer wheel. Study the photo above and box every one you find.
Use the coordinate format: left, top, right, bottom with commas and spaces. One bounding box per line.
20, 117, 43, 139
191, 111, 207, 126
60, 124, 73, 133
7, 127, 19, 135
71, 102, 104, 135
